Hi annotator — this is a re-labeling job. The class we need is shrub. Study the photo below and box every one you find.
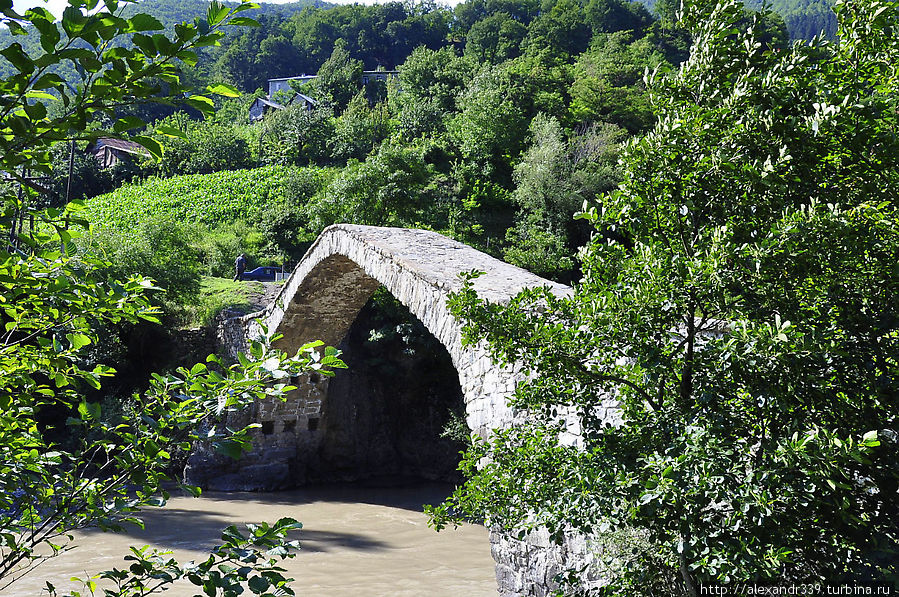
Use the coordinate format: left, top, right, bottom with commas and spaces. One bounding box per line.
154, 113, 256, 176
194, 220, 270, 278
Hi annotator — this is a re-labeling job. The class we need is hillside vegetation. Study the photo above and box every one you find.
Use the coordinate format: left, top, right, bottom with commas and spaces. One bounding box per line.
742, 0, 836, 38
83, 165, 303, 229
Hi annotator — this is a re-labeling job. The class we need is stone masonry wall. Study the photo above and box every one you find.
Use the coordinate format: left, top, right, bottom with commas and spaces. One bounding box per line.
491, 527, 606, 597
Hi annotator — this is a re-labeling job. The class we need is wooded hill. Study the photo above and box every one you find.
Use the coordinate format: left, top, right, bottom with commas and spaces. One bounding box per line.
743, 0, 836, 39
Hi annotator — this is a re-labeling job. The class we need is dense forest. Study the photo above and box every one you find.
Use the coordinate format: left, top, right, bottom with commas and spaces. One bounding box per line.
0, 0, 791, 404
28, 0, 788, 313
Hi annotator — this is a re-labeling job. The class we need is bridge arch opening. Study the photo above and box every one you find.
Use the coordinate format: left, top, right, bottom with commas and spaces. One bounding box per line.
311, 289, 468, 484
223, 250, 479, 490
258, 246, 476, 487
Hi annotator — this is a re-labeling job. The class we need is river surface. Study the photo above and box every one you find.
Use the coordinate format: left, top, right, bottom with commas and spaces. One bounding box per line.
5, 483, 497, 597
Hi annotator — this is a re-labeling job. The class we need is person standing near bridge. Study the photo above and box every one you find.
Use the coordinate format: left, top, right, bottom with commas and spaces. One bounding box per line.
234, 253, 247, 281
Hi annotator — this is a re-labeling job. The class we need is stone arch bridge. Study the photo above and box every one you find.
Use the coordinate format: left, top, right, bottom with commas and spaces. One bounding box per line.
262, 223, 568, 429
186, 224, 606, 596
195, 223, 571, 485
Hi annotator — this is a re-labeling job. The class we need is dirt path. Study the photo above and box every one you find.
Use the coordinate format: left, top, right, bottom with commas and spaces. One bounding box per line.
244, 280, 283, 312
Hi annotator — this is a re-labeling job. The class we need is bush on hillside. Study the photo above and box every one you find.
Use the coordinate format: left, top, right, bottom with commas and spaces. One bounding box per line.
193, 220, 271, 278
78, 218, 201, 309
304, 142, 436, 232
153, 113, 256, 176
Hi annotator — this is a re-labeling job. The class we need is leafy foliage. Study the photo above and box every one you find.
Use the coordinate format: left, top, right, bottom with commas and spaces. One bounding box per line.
56, 517, 304, 597
328, 93, 389, 163
152, 111, 256, 176
743, 0, 838, 39
260, 104, 336, 167
78, 217, 202, 306
431, 0, 899, 592
0, 1, 342, 594
309, 38, 363, 113
570, 31, 669, 133
81, 165, 304, 229
304, 142, 438, 232
504, 116, 624, 280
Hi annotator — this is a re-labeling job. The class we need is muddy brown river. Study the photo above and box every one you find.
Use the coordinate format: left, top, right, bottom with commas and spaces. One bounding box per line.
4, 483, 497, 597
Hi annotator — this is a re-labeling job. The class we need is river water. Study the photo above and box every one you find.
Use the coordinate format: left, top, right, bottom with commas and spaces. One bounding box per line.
5, 483, 497, 597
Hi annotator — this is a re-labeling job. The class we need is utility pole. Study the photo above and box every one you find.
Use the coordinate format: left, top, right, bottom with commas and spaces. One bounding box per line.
65, 139, 76, 204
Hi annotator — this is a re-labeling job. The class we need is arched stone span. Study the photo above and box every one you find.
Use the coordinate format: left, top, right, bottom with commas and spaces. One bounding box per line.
246, 223, 571, 437
197, 224, 571, 491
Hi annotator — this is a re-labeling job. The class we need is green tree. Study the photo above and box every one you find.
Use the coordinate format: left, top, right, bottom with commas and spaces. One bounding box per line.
329, 92, 390, 164
521, 0, 592, 60
464, 12, 528, 64
504, 115, 624, 281
503, 50, 575, 125
431, 0, 899, 592
213, 14, 302, 92
454, 0, 542, 34
287, 2, 451, 72
391, 46, 472, 140
398, 46, 474, 114
304, 142, 435, 233
154, 112, 254, 176
450, 64, 527, 183
0, 1, 342, 593
260, 103, 335, 166
570, 31, 669, 132
585, 0, 654, 34
310, 38, 363, 113
80, 217, 202, 307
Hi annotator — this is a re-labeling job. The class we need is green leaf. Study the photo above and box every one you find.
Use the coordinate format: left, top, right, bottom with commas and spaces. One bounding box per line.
227, 16, 260, 27
127, 13, 164, 32
248, 575, 270, 594
206, 83, 240, 98
0, 43, 34, 74
25, 90, 57, 100
132, 33, 157, 55
861, 430, 880, 447
132, 136, 163, 160
185, 94, 215, 115
156, 125, 188, 140
61, 6, 86, 36
207, 1, 230, 26
113, 116, 146, 133
217, 440, 244, 460
78, 400, 101, 421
